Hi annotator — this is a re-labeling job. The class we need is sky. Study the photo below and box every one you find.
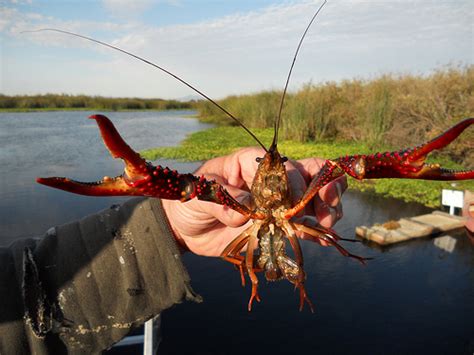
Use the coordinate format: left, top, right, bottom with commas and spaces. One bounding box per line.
0, 0, 473, 100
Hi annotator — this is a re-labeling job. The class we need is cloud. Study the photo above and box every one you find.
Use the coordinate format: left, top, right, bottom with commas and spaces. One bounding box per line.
101, 0, 153, 18
1, 0, 472, 99
3, 0, 32, 4
0, 5, 138, 48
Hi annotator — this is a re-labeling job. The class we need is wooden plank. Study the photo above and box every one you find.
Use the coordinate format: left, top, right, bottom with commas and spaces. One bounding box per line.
356, 211, 465, 245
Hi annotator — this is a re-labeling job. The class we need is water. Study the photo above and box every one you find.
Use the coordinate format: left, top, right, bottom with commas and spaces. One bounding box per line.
1, 111, 473, 354
0, 110, 207, 245
158, 195, 473, 355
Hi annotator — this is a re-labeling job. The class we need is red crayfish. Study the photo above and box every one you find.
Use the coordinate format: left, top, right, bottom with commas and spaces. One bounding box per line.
35, 3, 474, 311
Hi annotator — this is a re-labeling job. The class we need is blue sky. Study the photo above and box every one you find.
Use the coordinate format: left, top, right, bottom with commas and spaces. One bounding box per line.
1, 0, 473, 99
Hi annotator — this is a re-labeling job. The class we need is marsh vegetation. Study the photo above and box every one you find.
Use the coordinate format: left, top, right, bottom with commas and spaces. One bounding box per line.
197, 66, 473, 167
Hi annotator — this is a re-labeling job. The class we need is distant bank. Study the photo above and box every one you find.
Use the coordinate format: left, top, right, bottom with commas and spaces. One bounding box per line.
0, 94, 195, 112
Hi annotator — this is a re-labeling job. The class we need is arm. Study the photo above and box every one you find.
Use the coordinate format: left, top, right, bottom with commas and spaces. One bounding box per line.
0, 197, 200, 354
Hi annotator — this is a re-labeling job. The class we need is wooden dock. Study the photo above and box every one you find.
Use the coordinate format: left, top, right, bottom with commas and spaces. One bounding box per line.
356, 211, 465, 245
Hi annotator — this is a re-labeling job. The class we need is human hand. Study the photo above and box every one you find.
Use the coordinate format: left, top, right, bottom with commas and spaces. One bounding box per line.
162, 147, 347, 256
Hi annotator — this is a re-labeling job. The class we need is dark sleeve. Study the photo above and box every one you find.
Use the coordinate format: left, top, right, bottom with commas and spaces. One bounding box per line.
0, 198, 201, 355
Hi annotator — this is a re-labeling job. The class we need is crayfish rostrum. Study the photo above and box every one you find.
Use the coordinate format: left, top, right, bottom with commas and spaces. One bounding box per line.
35, 3, 474, 311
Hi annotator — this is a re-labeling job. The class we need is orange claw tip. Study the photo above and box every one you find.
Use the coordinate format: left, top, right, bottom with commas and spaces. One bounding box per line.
36, 177, 68, 186
88, 114, 108, 120
36, 177, 49, 184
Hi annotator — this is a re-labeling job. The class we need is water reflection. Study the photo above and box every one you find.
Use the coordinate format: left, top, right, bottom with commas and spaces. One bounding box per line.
433, 235, 457, 253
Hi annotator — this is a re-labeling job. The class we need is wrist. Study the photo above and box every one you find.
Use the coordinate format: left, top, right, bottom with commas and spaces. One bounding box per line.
161, 199, 189, 253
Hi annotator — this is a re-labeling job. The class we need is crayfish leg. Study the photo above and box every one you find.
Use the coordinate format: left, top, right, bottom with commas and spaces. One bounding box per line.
281, 221, 315, 312
284, 161, 345, 219
221, 227, 252, 287
294, 223, 372, 265
245, 223, 262, 311
296, 283, 314, 313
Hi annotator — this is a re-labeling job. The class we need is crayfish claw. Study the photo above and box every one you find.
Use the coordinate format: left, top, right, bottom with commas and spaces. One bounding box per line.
336, 118, 473, 181
247, 289, 261, 312
296, 283, 314, 313
36, 175, 135, 196
37, 115, 153, 197
409, 118, 473, 161
89, 114, 148, 179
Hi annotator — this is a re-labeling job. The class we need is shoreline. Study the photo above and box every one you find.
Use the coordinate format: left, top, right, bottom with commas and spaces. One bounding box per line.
0, 108, 196, 113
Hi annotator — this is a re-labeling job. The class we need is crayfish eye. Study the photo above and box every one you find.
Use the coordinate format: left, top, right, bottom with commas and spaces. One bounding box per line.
256, 157, 263, 163
281, 156, 288, 163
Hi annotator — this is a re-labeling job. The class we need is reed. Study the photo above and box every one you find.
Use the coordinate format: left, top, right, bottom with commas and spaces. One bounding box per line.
196, 66, 473, 166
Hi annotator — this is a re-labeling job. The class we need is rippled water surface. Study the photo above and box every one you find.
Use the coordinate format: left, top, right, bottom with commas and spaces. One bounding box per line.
0, 110, 207, 244
1, 111, 472, 354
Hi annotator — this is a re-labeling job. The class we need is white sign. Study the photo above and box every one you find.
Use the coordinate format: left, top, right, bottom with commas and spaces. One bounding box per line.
441, 189, 464, 215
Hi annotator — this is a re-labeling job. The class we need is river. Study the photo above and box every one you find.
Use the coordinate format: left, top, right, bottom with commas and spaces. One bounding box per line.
1, 110, 472, 354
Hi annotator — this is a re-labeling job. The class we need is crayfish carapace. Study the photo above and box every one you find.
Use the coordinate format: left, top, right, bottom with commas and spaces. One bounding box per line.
36, 1, 474, 311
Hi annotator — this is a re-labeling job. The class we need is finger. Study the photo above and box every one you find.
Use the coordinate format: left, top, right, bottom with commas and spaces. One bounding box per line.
292, 158, 326, 184
293, 158, 347, 217
232, 147, 263, 188
318, 176, 347, 207
335, 202, 343, 221
317, 203, 344, 229
195, 149, 257, 189
194, 184, 251, 228
315, 195, 339, 229
286, 160, 307, 206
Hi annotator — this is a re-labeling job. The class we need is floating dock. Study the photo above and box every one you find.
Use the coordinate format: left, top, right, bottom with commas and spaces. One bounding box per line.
356, 211, 465, 245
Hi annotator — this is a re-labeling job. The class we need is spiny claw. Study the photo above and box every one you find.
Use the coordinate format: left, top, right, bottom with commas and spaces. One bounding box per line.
248, 288, 261, 311
89, 114, 148, 179
36, 176, 137, 196
297, 284, 314, 313
335, 118, 473, 181
409, 118, 473, 161
37, 115, 256, 218
37, 114, 197, 200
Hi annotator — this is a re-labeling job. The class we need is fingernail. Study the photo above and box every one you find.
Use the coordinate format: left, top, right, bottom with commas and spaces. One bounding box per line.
336, 204, 343, 219
336, 182, 343, 200
236, 193, 250, 205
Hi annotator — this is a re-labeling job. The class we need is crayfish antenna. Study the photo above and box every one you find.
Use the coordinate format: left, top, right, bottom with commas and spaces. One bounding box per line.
272, 0, 327, 150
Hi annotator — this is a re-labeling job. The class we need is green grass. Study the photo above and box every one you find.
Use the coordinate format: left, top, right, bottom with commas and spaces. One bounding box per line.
141, 126, 474, 208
